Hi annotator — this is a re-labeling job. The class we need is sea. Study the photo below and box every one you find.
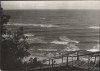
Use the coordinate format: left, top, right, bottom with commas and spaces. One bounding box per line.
3, 9, 100, 51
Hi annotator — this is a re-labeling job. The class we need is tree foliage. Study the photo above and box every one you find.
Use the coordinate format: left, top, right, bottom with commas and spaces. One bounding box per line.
28, 57, 43, 68
1, 7, 30, 70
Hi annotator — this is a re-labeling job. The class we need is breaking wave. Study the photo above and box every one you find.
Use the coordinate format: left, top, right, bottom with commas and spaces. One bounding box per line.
88, 26, 100, 29
24, 33, 35, 37
6, 23, 58, 28
50, 36, 80, 51
59, 36, 79, 43
26, 36, 46, 44
87, 44, 100, 52
63, 44, 79, 51
51, 36, 79, 45
51, 40, 69, 45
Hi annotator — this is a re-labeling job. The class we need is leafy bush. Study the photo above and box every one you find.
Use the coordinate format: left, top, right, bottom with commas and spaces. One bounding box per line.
1, 7, 30, 70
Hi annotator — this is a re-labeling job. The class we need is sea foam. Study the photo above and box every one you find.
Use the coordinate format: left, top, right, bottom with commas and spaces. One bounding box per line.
89, 26, 100, 29
6, 23, 58, 28
87, 44, 100, 52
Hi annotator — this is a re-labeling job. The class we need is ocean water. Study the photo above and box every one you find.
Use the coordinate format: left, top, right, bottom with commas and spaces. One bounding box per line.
4, 10, 100, 50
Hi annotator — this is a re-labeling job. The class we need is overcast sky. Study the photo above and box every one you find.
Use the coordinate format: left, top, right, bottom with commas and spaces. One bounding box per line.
1, 1, 100, 10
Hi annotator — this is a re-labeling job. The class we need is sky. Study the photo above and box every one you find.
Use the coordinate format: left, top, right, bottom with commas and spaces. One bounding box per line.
1, 1, 100, 10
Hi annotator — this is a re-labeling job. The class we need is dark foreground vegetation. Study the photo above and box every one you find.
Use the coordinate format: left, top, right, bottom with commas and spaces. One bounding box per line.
0, 7, 29, 70
0, 7, 43, 70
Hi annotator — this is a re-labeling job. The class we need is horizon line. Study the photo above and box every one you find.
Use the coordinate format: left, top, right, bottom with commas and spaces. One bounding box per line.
3, 9, 100, 10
